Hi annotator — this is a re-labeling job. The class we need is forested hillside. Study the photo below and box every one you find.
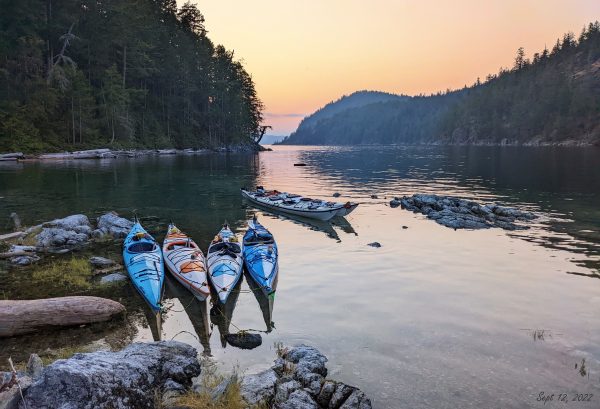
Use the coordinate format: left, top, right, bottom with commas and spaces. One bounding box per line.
0, 0, 264, 153
282, 22, 600, 146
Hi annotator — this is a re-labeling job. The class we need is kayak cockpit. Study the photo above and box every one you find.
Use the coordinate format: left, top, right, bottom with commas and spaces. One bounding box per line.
209, 242, 241, 254
127, 242, 157, 253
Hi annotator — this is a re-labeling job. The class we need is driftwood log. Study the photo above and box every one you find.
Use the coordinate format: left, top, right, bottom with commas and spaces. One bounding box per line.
0, 231, 24, 241
0, 296, 125, 337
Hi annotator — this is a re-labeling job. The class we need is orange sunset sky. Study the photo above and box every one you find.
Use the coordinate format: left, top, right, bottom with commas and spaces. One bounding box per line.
186, 1, 600, 135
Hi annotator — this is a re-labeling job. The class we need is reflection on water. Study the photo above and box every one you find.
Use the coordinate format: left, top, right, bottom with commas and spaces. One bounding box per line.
1, 146, 600, 408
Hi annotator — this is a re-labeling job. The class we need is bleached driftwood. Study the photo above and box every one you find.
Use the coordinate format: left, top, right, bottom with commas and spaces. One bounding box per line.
0, 296, 126, 337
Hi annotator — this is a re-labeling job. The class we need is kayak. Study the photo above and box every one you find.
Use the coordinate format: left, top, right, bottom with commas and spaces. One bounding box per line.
207, 224, 244, 304
163, 223, 210, 302
241, 188, 357, 221
123, 221, 165, 312
243, 217, 278, 297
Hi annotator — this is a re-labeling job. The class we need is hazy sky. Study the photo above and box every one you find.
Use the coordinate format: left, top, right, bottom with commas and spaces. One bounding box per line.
187, 1, 600, 134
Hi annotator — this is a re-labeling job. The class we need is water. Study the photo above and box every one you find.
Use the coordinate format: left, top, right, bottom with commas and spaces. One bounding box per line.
1, 145, 599, 408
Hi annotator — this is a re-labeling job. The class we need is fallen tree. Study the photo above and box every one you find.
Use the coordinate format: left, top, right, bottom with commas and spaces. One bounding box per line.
0, 296, 125, 337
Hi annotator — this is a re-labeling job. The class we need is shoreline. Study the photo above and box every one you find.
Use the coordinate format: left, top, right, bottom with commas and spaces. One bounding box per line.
276, 140, 600, 148
0, 144, 271, 162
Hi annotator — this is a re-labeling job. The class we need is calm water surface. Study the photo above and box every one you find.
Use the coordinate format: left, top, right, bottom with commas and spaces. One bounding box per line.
1, 145, 599, 408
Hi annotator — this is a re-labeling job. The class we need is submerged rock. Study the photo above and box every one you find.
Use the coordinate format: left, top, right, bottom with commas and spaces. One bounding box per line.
397, 194, 537, 230
367, 242, 381, 248
9, 255, 40, 266
99, 273, 127, 284
89, 256, 116, 267
95, 212, 134, 238
225, 332, 262, 349
21, 341, 201, 409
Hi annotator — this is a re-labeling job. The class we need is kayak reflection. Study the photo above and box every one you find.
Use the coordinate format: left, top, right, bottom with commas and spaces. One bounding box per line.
244, 206, 357, 242
164, 275, 211, 356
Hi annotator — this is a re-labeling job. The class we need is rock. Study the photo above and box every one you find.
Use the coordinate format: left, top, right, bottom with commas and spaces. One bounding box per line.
26, 354, 43, 379
225, 332, 262, 349
0, 296, 125, 337
9, 213, 21, 230
0, 374, 32, 409
89, 256, 116, 267
210, 375, 236, 400
276, 389, 319, 409
241, 369, 278, 406
367, 242, 381, 248
402, 225, 408, 229
21, 341, 201, 409
245, 345, 371, 409
338, 389, 372, 409
317, 380, 336, 407
36, 228, 89, 249
332, 192, 341, 197
284, 345, 328, 377
99, 273, 127, 284
370, 195, 378, 199
43, 214, 90, 231
396, 194, 537, 231
162, 379, 186, 408
275, 380, 302, 404
389, 198, 401, 208
329, 383, 355, 408
96, 212, 134, 238
9, 255, 40, 266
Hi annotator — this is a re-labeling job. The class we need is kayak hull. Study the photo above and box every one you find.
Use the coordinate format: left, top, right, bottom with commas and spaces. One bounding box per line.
123, 222, 165, 312
163, 224, 210, 302
207, 226, 244, 304
243, 218, 279, 297
241, 189, 341, 221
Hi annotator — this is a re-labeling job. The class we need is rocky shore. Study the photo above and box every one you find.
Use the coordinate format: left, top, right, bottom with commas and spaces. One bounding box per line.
0, 144, 269, 162
1, 212, 133, 266
392, 194, 537, 230
0, 343, 371, 409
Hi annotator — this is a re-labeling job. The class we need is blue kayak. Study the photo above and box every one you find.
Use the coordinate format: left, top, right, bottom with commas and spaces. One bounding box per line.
123, 221, 165, 312
243, 217, 278, 296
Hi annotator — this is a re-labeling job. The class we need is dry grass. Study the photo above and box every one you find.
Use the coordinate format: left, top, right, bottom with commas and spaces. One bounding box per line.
21, 226, 42, 246
39, 344, 98, 366
176, 383, 247, 409
31, 257, 92, 290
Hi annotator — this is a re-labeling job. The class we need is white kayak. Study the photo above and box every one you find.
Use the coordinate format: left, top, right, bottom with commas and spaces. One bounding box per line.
207, 224, 244, 304
241, 188, 357, 221
163, 224, 210, 301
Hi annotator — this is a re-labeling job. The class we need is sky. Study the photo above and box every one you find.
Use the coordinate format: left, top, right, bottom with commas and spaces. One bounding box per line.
186, 1, 600, 135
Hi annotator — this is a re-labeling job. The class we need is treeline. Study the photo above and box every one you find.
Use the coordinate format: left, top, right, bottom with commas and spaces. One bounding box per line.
283, 22, 600, 146
0, 0, 264, 153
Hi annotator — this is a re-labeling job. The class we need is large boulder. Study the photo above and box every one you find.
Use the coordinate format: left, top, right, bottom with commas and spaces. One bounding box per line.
36, 214, 92, 248
95, 212, 134, 238
21, 341, 201, 409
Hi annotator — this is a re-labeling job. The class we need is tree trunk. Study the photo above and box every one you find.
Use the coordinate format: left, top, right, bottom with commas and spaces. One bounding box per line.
122, 44, 127, 88
0, 296, 125, 337
71, 96, 76, 144
79, 97, 82, 143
